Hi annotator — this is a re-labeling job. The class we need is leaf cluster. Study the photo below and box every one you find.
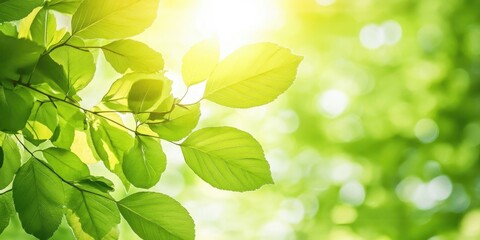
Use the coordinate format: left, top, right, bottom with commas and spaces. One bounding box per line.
0, 0, 302, 239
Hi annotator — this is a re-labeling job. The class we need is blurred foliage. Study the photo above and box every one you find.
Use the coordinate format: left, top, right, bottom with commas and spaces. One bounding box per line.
3, 0, 480, 239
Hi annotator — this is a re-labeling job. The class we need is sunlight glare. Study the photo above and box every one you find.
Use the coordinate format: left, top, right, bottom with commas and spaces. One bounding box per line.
194, 0, 283, 53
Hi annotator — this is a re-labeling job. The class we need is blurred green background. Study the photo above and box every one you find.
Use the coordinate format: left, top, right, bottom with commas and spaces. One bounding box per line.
3, 0, 480, 239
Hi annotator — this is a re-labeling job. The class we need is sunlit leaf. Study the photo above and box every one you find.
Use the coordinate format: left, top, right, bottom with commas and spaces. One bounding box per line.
0, 135, 20, 189
46, 0, 83, 14
103, 39, 164, 74
181, 127, 273, 191
102, 73, 172, 112
0, 191, 14, 234
13, 159, 64, 239
123, 136, 166, 188
0, 86, 34, 133
30, 9, 57, 47
118, 192, 195, 240
71, 0, 159, 39
23, 101, 58, 142
43, 147, 90, 181
204, 43, 303, 108
66, 180, 120, 240
148, 103, 201, 141
0, 22, 17, 37
0, 0, 43, 22
182, 39, 219, 86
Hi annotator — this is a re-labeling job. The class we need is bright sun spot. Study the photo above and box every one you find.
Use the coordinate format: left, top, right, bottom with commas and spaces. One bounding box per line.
194, 0, 283, 53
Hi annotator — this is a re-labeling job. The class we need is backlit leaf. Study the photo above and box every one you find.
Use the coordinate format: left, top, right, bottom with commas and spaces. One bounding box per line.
23, 101, 58, 142
0, 191, 14, 234
118, 192, 195, 240
123, 136, 166, 188
43, 147, 90, 181
181, 127, 273, 191
103, 39, 164, 74
0, 0, 43, 22
182, 39, 219, 86
71, 0, 159, 39
148, 103, 200, 141
204, 43, 303, 108
0, 86, 34, 133
0, 135, 20, 189
13, 159, 64, 239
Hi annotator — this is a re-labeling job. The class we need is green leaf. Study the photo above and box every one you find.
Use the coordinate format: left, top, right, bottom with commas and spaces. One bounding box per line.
204, 43, 303, 108
71, 0, 159, 39
181, 127, 273, 191
30, 55, 69, 94
102, 73, 171, 112
0, 32, 43, 81
88, 114, 133, 188
0, 86, 34, 133
29, 9, 56, 47
0, 22, 17, 37
0, 191, 15, 234
76, 176, 115, 192
182, 39, 219, 86
0, 135, 20, 189
123, 136, 166, 189
50, 44, 96, 94
118, 192, 195, 240
128, 79, 170, 113
46, 0, 83, 14
102, 39, 164, 74
148, 103, 201, 141
13, 159, 64, 239
0, 0, 43, 22
66, 180, 120, 240
0, 147, 3, 168
23, 101, 59, 142
43, 147, 90, 181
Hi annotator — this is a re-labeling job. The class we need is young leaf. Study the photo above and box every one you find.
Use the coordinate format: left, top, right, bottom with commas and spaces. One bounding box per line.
0, 0, 43, 22
13, 159, 64, 239
181, 127, 274, 192
71, 0, 160, 39
118, 192, 195, 240
102, 73, 172, 112
182, 39, 219, 86
123, 136, 166, 189
0, 87, 34, 133
66, 180, 120, 240
0, 135, 20, 189
0, 191, 15, 234
148, 103, 201, 141
204, 43, 303, 108
102, 39, 164, 74
23, 101, 59, 142
46, 0, 83, 14
50, 43, 96, 94
43, 147, 90, 181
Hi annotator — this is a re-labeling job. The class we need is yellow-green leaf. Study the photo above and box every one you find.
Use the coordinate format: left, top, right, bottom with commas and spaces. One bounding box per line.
182, 39, 219, 86
204, 43, 303, 108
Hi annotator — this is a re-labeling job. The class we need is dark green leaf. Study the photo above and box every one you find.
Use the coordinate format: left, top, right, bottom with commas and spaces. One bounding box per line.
0, 86, 34, 133
71, 0, 160, 39
13, 159, 64, 239
0, 135, 20, 189
0, 191, 14, 234
103, 39, 164, 74
118, 192, 195, 240
30, 55, 69, 94
0, 0, 43, 22
0, 32, 43, 81
181, 127, 274, 191
76, 176, 115, 192
148, 103, 201, 141
66, 180, 120, 240
43, 147, 90, 181
123, 136, 166, 189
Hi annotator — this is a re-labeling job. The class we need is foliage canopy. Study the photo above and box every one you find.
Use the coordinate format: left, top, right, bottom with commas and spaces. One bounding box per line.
0, 0, 302, 239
